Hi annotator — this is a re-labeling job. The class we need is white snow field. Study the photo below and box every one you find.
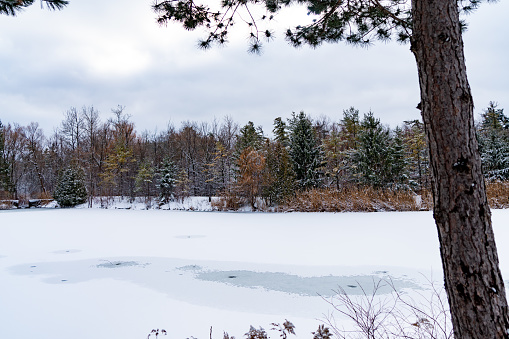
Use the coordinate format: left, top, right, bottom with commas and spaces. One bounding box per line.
1, 208, 509, 339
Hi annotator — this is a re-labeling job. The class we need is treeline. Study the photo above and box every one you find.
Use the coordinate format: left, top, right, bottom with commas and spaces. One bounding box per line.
0, 102, 505, 209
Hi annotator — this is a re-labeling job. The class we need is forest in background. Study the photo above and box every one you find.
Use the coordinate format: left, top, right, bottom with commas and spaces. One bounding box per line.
0, 102, 507, 210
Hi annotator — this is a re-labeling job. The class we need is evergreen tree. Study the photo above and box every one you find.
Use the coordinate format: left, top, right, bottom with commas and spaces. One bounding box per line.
263, 139, 294, 205
477, 102, 509, 181
53, 166, 88, 207
340, 107, 361, 150
480, 101, 509, 131
479, 132, 509, 181
390, 127, 409, 186
236, 121, 264, 153
156, 157, 178, 203
289, 112, 322, 189
353, 112, 405, 188
273, 117, 289, 147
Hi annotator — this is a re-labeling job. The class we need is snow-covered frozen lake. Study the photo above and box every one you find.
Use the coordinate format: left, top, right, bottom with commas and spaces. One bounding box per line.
1, 209, 509, 338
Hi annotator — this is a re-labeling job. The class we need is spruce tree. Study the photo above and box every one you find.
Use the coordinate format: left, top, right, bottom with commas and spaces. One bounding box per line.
289, 112, 322, 190
53, 166, 88, 207
353, 112, 393, 187
479, 132, 509, 181
390, 127, 409, 187
156, 157, 178, 203
478, 103, 509, 181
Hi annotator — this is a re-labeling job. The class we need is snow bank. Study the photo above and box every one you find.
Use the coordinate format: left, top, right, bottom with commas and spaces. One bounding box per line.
74, 196, 216, 211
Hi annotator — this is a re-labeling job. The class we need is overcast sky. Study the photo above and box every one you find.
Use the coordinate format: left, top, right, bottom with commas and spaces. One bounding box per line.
0, 1, 507, 136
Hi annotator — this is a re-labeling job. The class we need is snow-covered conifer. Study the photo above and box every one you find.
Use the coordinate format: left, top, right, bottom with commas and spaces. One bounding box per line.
53, 166, 88, 207
156, 157, 178, 203
289, 111, 322, 189
477, 102, 509, 180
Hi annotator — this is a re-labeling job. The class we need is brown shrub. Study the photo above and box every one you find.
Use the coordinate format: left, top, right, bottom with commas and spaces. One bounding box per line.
211, 190, 244, 211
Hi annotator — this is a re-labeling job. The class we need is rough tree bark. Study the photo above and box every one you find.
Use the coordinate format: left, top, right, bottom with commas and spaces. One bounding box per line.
411, 0, 509, 337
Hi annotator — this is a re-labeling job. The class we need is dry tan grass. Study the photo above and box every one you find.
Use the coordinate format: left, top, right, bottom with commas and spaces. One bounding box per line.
281, 187, 433, 212
487, 181, 509, 209
278, 182, 507, 213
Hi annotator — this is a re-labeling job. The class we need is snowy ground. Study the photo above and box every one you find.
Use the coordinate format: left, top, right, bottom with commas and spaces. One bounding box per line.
1, 208, 509, 339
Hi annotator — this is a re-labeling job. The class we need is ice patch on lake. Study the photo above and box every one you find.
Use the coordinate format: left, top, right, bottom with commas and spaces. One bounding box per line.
177, 264, 203, 271
9, 256, 426, 306
195, 270, 421, 296
96, 260, 149, 268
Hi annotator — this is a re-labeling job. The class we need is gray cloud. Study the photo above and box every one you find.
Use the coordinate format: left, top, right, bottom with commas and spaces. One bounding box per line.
0, 0, 507, 135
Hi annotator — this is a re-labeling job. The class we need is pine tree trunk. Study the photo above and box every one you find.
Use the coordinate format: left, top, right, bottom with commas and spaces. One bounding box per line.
411, 0, 509, 337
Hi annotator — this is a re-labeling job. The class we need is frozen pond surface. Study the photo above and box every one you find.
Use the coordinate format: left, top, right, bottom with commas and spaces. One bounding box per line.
1, 208, 509, 339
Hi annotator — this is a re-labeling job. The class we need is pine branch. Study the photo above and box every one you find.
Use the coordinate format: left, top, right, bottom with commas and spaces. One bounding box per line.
0, 0, 68, 16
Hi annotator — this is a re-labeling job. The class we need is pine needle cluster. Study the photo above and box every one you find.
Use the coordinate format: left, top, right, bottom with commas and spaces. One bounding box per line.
0, 0, 68, 16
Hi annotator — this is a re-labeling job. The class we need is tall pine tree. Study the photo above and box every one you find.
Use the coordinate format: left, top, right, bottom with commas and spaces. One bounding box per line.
289, 112, 322, 190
